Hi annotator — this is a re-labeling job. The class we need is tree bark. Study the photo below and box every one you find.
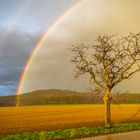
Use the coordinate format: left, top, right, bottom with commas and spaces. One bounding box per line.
103, 89, 112, 128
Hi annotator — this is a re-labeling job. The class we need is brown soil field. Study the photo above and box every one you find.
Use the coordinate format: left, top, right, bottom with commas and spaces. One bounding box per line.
0, 104, 140, 136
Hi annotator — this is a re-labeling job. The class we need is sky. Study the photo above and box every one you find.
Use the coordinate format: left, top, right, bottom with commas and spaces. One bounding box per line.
1, 0, 140, 96
0, 0, 78, 96
20, 0, 140, 94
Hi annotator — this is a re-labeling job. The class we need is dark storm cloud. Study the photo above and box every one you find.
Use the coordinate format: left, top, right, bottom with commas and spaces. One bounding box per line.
0, 27, 41, 95
0, 0, 80, 96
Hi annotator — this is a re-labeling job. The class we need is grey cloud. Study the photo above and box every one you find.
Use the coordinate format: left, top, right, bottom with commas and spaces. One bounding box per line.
0, 0, 79, 96
0, 0, 78, 32
0, 27, 41, 95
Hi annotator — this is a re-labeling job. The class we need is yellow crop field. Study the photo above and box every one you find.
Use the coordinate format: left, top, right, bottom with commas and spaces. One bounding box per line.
0, 104, 140, 136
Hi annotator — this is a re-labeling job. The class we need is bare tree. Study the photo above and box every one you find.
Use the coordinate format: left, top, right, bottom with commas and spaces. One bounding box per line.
70, 33, 140, 128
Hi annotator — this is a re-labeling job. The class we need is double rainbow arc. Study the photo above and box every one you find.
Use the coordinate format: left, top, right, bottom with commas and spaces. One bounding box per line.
16, 0, 85, 106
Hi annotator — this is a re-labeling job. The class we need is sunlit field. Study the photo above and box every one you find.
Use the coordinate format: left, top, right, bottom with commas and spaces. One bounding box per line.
0, 104, 140, 136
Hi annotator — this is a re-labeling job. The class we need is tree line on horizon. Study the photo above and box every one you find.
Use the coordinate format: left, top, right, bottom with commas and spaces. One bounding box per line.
0, 89, 140, 106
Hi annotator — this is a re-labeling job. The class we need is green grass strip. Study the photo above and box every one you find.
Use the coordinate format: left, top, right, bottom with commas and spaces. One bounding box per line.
1, 123, 140, 140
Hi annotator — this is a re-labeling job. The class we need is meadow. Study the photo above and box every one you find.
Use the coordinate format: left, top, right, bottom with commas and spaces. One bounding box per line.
0, 104, 140, 136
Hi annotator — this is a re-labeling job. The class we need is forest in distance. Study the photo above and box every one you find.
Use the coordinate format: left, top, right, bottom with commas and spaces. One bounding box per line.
0, 89, 140, 106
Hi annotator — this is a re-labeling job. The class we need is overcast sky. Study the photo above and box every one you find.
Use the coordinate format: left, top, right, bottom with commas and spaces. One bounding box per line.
0, 0, 78, 96
21, 0, 140, 94
1, 0, 140, 96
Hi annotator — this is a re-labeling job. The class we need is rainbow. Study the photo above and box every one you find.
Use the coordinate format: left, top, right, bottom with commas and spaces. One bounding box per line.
16, 0, 85, 106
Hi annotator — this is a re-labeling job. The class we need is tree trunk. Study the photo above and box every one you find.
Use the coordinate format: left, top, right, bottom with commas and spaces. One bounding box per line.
103, 89, 111, 128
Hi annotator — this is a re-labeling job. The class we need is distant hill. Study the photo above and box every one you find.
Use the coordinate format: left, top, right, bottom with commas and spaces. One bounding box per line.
0, 89, 140, 106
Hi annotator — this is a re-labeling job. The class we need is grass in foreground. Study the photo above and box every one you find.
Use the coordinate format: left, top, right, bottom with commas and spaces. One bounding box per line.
0, 123, 140, 140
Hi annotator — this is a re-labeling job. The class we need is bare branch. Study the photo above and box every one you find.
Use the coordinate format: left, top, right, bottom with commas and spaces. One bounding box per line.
70, 32, 140, 94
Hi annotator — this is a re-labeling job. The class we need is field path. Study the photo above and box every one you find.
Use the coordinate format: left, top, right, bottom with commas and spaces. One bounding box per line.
0, 104, 140, 136
79, 130, 140, 140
